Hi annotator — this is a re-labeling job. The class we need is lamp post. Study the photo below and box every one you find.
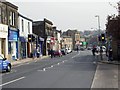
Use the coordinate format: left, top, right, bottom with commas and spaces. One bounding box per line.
95, 15, 103, 60
95, 15, 101, 34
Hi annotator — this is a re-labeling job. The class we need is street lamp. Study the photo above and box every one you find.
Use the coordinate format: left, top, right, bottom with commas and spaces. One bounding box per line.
95, 15, 103, 60
95, 15, 101, 34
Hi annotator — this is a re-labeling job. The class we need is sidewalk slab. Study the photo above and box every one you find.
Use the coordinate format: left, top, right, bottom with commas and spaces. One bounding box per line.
91, 63, 118, 88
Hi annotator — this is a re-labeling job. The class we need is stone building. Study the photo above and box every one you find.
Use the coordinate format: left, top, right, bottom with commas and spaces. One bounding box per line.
0, 1, 19, 60
61, 36, 73, 50
106, 15, 120, 60
33, 18, 53, 55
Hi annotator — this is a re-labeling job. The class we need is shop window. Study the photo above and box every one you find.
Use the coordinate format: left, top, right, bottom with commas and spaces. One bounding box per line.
8, 42, 12, 54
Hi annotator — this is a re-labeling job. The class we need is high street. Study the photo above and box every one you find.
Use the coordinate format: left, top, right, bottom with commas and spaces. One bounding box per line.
2, 50, 98, 88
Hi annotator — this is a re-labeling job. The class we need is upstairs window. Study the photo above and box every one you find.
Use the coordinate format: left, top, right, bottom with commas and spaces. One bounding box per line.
28, 22, 30, 33
9, 11, 15, 26
22, 19, 24, 32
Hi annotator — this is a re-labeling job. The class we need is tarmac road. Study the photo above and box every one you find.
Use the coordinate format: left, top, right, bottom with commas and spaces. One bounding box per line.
1, 50, 98, 88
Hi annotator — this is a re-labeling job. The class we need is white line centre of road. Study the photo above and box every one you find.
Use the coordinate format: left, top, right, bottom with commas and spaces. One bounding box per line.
37, 60, 68, 72
0, 77, 25, 86
72, 52, 80, 58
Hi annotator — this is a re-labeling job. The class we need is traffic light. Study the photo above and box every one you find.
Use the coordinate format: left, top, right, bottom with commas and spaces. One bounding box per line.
32, 35, 35, 42
28, 34, 35, 42
101, 34, 105, 41
28, 34, 32, 42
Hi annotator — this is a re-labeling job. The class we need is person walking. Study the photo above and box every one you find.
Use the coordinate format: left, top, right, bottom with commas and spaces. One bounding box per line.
77, 46, 79, 52
50, 49, 54, 58
108, 47, 113, 61
92, 46, 96, 56
100, 46, 103, 60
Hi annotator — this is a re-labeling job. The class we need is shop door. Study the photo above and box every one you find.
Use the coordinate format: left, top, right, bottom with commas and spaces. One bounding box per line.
1, 38, 5, 57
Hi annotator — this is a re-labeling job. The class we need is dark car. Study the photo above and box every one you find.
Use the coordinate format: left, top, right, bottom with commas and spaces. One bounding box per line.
54, 50, 62, 57
0, 55, 11, 72
80, 47, 85, 51
87, 47, 92, 50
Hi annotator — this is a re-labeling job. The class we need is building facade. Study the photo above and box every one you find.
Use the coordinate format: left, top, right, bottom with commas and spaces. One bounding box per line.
62, 36, 73, 50
4, 1, 19, 60
0, 1, 8, 58
62, 29, 80, 50
106, 15, 120, 60
33, 18, 53, 55
53, 27, 62, 51
18, 14, 33, 59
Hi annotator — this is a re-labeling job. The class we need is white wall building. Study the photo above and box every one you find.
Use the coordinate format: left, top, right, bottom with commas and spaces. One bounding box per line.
0, 24, 8, 58
18, 14, 33, 59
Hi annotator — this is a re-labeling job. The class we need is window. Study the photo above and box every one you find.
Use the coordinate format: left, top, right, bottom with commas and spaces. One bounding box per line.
9, 11, 15, 26
9, 11, 12, 25
22, 19, 24, 32
12, 12, 15, 26
2, 5, 7, 24
28, 22, 30, 33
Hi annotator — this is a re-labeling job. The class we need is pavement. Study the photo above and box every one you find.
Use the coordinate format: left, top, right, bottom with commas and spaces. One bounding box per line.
10, 55, 49, 66
91, 53, 119, 89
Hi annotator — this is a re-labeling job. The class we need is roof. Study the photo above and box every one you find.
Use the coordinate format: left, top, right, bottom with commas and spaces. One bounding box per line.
19, 13, 33, 22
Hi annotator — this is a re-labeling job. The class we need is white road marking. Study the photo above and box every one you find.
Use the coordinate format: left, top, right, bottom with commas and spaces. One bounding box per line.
43, 68, 46, 71
0, 77, 25, 86
93, 61, 97, 64
72, 52, 80, 58
38, 60, 69, 72
51, 65, 53, 68
62, 61, 65, 63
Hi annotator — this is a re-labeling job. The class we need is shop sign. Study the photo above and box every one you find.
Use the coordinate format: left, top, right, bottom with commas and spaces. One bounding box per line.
9, 30, 18, 41
0, 24, 8, 33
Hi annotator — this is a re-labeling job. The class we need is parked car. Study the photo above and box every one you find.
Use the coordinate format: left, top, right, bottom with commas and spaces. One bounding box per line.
66, 48, 72, 54
53, 50, 62, 57
0, 55, 11, 72
87, 47, 92, 50
80, 47, 85, 51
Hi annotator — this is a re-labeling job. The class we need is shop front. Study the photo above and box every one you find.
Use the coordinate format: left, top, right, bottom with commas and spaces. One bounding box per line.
19, 36, 27, 59
38, 37, 44, 56
8, 29, 19, 60
0, 24, 8, 58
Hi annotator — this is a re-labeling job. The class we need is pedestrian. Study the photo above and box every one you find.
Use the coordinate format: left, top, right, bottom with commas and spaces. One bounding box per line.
100, 46, 103, 60
92, 46, 96, 56
50, 49, 54, 58
106, 47, 108, 57
108, 47, 113, 61
77, 46, 79, 52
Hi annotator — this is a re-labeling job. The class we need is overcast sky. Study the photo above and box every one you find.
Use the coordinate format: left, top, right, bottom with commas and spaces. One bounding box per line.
7, 0, 119, 31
